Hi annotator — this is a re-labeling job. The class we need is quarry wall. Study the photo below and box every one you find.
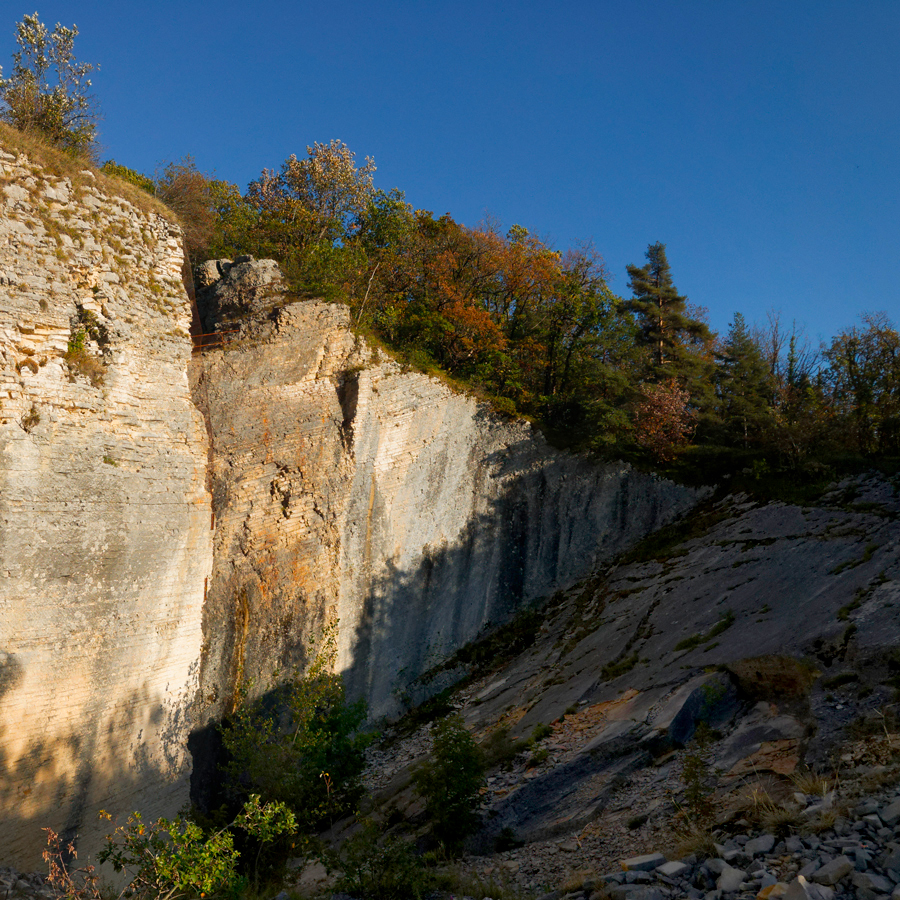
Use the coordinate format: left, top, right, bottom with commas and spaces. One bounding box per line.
193, 259, 705, 731
0, 147, 212, 868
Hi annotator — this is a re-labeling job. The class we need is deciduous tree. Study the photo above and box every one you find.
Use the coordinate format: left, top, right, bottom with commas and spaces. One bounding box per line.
632, 379, 696, 462
0, 13, 98, 154
247, 140, 376, 249
823, 312, 900, 455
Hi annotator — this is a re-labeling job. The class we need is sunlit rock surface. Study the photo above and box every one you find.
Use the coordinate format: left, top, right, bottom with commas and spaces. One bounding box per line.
0, 147, 211, 867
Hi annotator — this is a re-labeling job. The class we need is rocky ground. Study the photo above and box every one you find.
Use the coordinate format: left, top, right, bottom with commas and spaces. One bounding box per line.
281, 656, 900, 900
5, 728, 898, 900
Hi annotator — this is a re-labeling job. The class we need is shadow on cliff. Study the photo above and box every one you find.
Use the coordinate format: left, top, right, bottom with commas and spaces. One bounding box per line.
342, 443, 692, 722
0, 680, 194, 872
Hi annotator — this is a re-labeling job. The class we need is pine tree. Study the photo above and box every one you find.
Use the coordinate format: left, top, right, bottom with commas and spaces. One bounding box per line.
715, 313, 775, 446
626, 242, 715, 411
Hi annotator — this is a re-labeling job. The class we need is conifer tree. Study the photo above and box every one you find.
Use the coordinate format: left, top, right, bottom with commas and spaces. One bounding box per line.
626, 242, 715, 413
715, 312, 775, 446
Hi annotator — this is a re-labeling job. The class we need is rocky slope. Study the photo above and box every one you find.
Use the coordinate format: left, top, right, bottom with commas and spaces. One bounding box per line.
0, 146, 211, 867
339, 473, 900, 897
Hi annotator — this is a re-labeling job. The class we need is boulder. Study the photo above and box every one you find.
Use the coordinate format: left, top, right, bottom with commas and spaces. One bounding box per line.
717, 864, 747, 892
881, 798, 900, 827
851, 872, 894, 894
783, 876, 834, 900
809, 856, 852, 886
745, 834, 777, 856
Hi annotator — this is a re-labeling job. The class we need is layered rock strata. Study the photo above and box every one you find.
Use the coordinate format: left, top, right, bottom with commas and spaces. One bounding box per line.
0, 147, 212, 867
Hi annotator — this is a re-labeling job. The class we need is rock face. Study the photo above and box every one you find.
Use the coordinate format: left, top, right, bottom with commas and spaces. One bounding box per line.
0, 147, 211, 867
192, 258, 704, 733
0, 150, 703, 867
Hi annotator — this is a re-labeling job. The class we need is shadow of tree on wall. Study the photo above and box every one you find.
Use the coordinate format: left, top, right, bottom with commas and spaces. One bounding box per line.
343, 446, 697, 721
0, 667, 196, 872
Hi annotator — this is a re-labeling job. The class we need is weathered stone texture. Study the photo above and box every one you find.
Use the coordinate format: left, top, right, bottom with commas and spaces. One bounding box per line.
193, 260, 704, 729
0, 148, 211, 867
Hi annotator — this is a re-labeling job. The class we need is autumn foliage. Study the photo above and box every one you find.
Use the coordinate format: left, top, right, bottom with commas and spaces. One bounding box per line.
633, 380, 697, 462
110, 138, 900, 477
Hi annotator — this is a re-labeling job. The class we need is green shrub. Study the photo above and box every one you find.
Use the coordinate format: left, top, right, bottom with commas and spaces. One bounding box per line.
94, 795, 295, 898
480, 725, 528, 769
600, 652, 640, 680
413, 713, 485, 853
100, 160, 155, 194
525, 747, 549, 768
219, 626, 372, 838
324, 821, 431, 900
64, 327, 106, 386
675, 610, 735, 652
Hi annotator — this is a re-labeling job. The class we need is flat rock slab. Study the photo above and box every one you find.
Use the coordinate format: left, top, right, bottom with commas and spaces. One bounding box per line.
656, 861, 690, 878
620, 853, 666, 871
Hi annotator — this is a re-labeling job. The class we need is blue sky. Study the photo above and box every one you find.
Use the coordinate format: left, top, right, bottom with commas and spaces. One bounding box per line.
5, 1, 898, 344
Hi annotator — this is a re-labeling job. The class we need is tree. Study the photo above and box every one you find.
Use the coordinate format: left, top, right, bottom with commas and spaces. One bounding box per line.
240, 141, 376, 296
219, 626, 372, 836
626, 243, 715, 413
413, 713, 485, 853
822, 312, 900, 455
715, 313, 775, 446
626, 243, 710, 371
632, 379, 697, 462
153, 157, 218, 261
0, 13, 98, 154
247, 140, 376, 249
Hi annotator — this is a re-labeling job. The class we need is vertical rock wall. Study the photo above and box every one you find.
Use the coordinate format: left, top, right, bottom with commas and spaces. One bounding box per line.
0, 146, 211, 868
337, 369, 700, 717
194, 260, 704, 733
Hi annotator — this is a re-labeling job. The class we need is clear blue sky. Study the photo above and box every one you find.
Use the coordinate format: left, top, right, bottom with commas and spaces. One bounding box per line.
5, 1, 898, 345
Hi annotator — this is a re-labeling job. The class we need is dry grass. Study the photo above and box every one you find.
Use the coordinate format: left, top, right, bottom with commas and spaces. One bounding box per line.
0, 123, 180, 226
64, 347, 106, 386
790, 767, 835, 799
672, 823, 718, 860
745, 784, 802, 837
437, 866, 529, 900
559, 870, 600, 892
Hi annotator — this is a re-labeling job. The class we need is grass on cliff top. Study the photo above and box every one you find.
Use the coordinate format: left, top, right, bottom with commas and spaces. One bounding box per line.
0, 123, 179, 225
351, 320, 526, 421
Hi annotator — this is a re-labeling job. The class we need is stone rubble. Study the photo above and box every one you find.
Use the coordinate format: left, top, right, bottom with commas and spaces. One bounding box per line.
0, 867, 56, 900
460, 767, 900, 900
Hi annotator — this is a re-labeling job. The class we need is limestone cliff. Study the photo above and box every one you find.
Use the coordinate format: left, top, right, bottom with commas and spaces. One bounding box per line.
0, 144, 703, 869
0, 147, 211, 867
192, 259, 704, 741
